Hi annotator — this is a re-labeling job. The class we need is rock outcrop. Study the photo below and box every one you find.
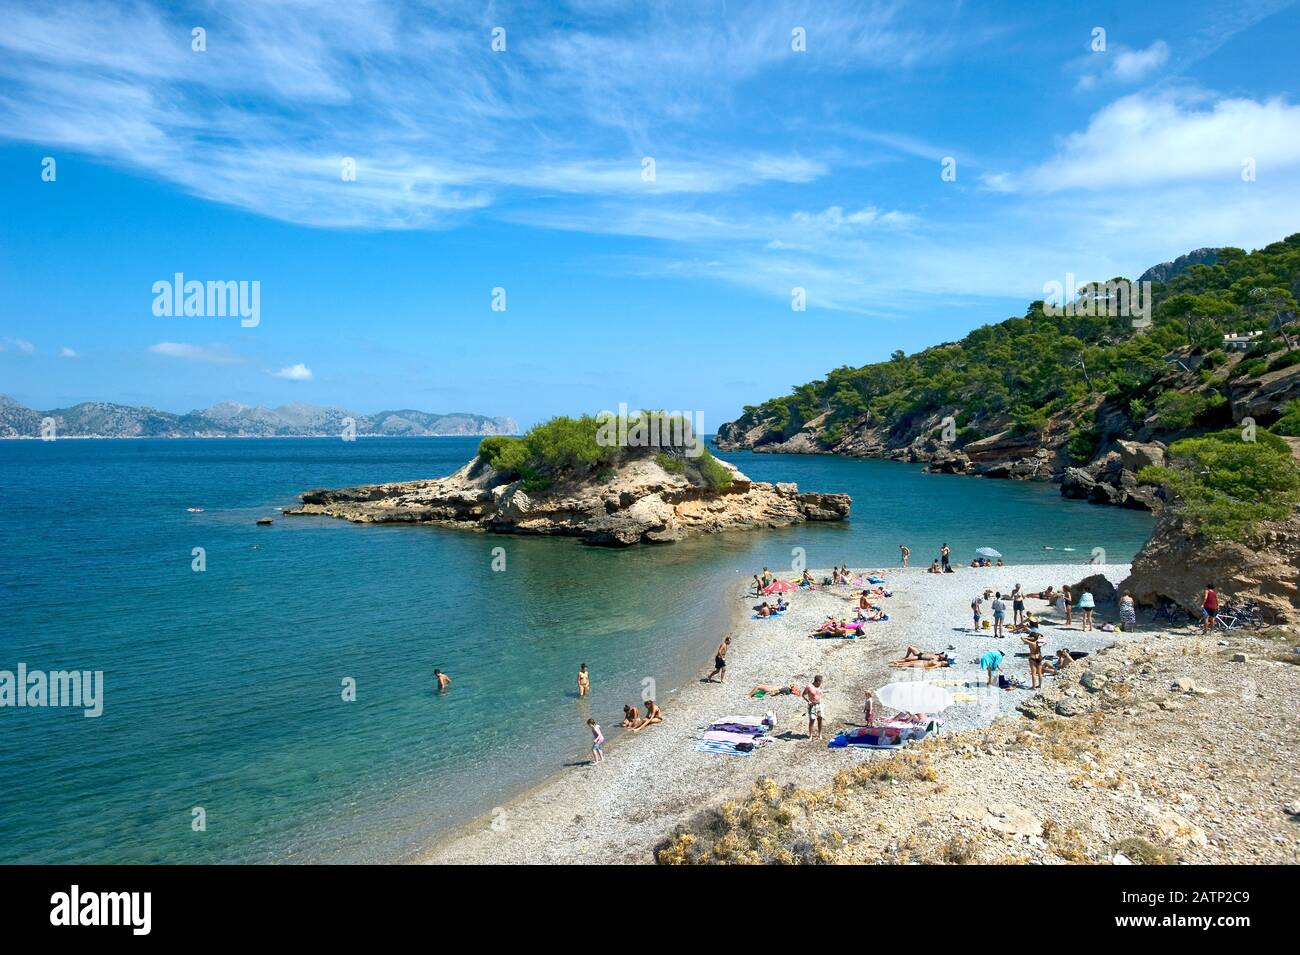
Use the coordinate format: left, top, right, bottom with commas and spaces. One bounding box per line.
1060, 441, 1165, 511
1119, 509, 1300, 616
284, 451, 851, 546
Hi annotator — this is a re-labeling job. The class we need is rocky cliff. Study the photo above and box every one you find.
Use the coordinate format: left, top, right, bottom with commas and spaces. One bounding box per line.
1118, 438, 1300, 616
716, 356, 1300, 513
285, 449, 851, 546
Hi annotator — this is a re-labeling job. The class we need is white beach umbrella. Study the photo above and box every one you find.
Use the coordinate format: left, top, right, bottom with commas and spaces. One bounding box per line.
975, 547, 1002, 558
875, 681, 954, 714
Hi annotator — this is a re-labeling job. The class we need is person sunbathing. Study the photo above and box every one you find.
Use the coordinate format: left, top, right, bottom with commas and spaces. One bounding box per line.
749, 683, 799, 698
891, 646, 951, 668
861, 607, 887, 622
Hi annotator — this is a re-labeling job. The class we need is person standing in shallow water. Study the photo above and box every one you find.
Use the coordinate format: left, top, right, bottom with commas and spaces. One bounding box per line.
577, 663, 590, 698
434, 669, 452, 691
940, 543, 951, 572
706, 637, 731, 683
899, 544, 910, 567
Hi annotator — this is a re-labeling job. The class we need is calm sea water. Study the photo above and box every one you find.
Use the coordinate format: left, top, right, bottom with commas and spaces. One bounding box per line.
0, 437, 1153, 862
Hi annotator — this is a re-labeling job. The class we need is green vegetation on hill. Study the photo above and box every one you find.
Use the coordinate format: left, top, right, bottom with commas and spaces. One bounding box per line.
736, 235, 1300, 446
479, 413, 732, 492
1137, 429, 1300, 542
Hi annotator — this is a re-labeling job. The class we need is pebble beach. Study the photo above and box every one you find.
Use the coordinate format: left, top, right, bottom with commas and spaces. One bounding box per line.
430, 561, 1144, 864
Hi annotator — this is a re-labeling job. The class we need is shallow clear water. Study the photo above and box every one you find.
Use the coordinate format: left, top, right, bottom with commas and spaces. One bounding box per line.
0, 438, 1153, 862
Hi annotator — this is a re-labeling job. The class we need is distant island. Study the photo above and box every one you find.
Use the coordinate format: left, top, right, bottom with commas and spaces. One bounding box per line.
0, 395, 518, 439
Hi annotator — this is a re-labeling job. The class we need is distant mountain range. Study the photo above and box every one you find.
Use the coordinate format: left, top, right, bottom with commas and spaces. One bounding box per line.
0, 395, 518, 438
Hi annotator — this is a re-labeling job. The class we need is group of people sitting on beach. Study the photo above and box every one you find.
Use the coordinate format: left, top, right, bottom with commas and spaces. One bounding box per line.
754, 597, 789, 617
621, 700, 664, 731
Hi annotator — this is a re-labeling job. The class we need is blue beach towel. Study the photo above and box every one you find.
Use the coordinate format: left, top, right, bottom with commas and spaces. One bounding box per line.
693, 739, 755, 757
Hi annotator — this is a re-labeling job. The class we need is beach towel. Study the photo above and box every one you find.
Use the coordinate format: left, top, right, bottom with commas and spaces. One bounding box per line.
704, 729, 769, 746
694, 738, 754, 757
714, 715, 765, 726
751, 611, 787, 619
953, 692, 977, 703
812, 631, 857, 640
707, 723, 767, 737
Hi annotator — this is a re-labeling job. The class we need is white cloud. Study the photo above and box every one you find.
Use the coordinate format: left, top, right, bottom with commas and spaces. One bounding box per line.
999, 92, 1300, 193
59, 346, 78, 358
0, 0, 962, 229
147, 342, 242, 364
270, 363, 313, 381
0, 336, 35, 353
1075, 41, 1169, 91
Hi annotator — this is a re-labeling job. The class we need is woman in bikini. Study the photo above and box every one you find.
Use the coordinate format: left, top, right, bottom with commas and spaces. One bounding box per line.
1021, 632, 1046, 689
749, 683, 799, 699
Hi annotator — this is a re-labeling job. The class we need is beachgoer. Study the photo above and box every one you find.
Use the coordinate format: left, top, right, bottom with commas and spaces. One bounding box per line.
927, 559, 942, 574
751, 574, 764, 595
1021, 631, 1046, 689
640, 699, 663, 727
588, 718, 604, 765
749, 683, 798, 698
1202, 583, 1218, 633
864, 690, 878, 724
1119, 593, 1137, 632
1056, 648, 1075, 668
802, 676, 825, 739
434, 669, 451, 691
1061, 585, 1073, 627
900, 544, 910, 567
971, 592, 984, 631
1078, 587, 1095, 631
622, 704, 643, 728
991, 591, 1006, 638
941, 543, 951, 572
980, 649, 1004, 686
577, 663, 590, 698
1011, 584, 1025, 626
706, 637, 731, 683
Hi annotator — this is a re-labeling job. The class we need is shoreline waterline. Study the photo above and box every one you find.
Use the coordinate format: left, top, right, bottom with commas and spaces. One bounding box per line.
424, 561, 1140, 864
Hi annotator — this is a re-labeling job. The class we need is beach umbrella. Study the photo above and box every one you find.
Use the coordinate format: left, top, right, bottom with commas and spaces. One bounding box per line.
975, 547, 1002, 559
875, 682, 954, 714
763, 579, 797, 593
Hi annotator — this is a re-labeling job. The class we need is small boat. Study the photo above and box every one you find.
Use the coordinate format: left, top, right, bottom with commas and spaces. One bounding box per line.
186, 507, 204, 513
255, 517, 273, 526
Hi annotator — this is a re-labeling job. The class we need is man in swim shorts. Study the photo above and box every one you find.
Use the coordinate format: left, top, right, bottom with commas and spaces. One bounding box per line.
706, 637, 731, 683
802, 675, 825, 740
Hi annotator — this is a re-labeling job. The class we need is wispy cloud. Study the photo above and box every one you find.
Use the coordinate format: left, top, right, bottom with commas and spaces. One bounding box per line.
1074, 40, 1170, 91
59, 346, 78, 358
147, 342, 242, 364
0, 0, 954, 229
0, 336, 35, 353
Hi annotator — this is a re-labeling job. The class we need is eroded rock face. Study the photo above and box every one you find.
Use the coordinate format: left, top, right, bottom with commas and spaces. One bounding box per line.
286, 452, 851, 546
1119, 511, 1300, 616
1060, 445, 1163, 511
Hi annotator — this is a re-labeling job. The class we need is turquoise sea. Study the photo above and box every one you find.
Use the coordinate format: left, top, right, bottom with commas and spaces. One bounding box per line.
0, 437, 1154, 862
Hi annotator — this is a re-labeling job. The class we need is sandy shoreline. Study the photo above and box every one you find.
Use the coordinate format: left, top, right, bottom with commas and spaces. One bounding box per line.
427, 561, 1139, 864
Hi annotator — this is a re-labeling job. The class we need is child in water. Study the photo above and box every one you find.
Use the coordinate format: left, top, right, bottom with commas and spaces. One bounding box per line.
587, 718, 604, 765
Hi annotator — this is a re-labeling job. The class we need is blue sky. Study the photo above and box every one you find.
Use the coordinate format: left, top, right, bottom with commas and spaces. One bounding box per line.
2, 0, 1299, 430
